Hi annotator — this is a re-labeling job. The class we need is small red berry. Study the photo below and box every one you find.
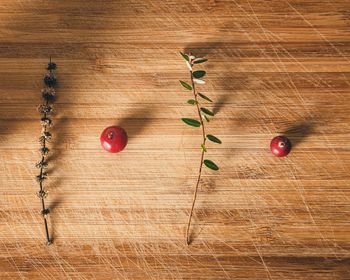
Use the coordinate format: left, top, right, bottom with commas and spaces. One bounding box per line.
270, 135, 291, 157
100, 126, 128, 153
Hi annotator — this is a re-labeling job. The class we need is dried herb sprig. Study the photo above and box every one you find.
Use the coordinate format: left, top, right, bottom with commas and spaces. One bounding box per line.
179, 52, 222, 245
35, 58, 57, 245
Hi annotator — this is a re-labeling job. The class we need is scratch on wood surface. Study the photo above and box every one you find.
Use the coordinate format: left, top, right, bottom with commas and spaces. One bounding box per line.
233, 0, 348, 179
230, 0, 284, 42
234, 170, 273, 280
243, 0, 314, 122
0, 227, 25, 280
0, 0, 350, 279
203, 241, 231, 279
287, 161, 330, 249
252, 241, 272, 280
286, 1, 350, 63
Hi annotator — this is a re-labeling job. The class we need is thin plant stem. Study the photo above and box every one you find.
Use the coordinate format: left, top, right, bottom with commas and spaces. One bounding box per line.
36, 57, 55, 245
185, 57, 206, 245
39, 99, 51, 245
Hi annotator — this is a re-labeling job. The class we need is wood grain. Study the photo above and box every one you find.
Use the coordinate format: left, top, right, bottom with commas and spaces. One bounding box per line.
0, 0, 349, 279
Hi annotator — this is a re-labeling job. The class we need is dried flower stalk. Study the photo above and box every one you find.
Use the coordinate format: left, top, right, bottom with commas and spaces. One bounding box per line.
179, 52, 222, 245
35, 58, 57, 245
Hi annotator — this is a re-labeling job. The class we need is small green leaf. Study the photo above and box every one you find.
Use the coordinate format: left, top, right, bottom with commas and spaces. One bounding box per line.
200, 107, 214, 116
187, 99, 197, 105
204, 159, 219, 171
182, 118, 201, 127
201, 144, 207, 152
180, 52, 189, 61
179, 80, 192, 91
198, 93, 212, 102
193, 58, 207, 64
193, 70, 206, 79
207, 134, 222, 144
203, 115, 210, 122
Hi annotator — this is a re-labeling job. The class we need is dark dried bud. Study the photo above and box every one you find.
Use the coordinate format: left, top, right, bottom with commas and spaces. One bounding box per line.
37, 189, 48, 199
42, 88, 56, 103
36, 160, 48, 169
38, 104, 53, 115
40, 117, 52, 127
39, 147, 50, 155
44, 74, 57, 87
43, 93, 55, 103
39, 132, 51, 143
35, 172, 47, 183
42, 131, 52, 140
47, 62, 57, 70
41, 208, 50, 216
42, 93, 55, 103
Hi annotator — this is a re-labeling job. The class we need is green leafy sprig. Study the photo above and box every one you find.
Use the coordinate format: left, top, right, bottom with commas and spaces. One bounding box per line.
179, 52, 221, 245
35, 58, 57, 245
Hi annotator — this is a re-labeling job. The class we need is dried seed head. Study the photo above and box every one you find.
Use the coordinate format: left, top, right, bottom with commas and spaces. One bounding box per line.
37, 104, 53, 115
47, 62, 57, 70
41, 208, 50, 217
42, 131, 52, 140
36, 189, 48, 199
39, 147, 50, 156
42, 94, 55, 103
44, 74, 57, 87
42, 87, 55, 96
42, 88, 56, 103
40, 117, 52, 127
36, 160, 48, 169
35, 173, 47, 183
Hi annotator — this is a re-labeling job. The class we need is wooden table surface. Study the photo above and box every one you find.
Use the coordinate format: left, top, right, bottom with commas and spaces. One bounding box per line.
0, 0, 349, 279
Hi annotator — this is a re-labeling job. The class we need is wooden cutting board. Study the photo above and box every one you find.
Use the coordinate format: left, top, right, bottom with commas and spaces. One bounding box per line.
0, 0, 349, 279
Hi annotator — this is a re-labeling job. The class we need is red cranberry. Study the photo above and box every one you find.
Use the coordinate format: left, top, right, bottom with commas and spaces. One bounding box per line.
270, 135, 291, 157
100, 126, 128, 153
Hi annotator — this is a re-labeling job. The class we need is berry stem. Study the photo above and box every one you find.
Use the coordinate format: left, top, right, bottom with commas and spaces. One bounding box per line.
185, 56, 206, 245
